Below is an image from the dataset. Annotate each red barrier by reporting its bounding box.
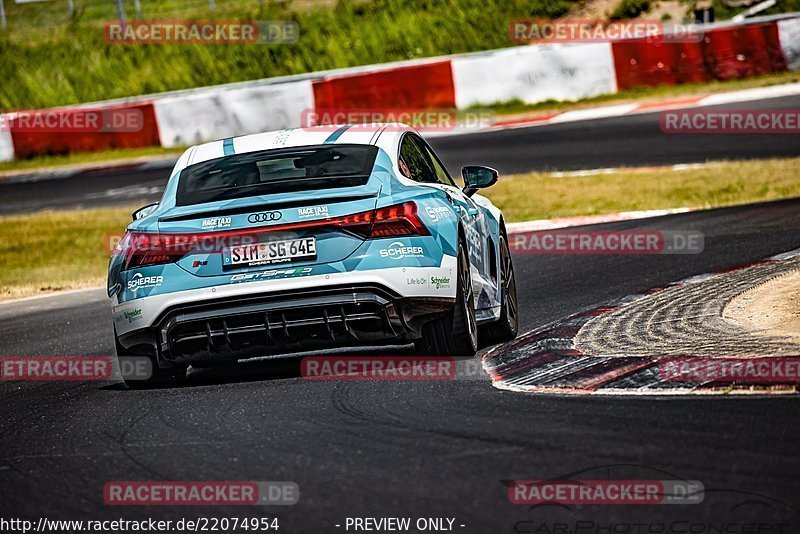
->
[612,22,787,90]
[8,102,161,159]
[312,61,456,112]
[702,23,786,80]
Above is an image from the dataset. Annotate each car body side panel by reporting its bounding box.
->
[372,127,503,315]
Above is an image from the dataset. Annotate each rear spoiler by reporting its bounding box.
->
[158,191,379,223]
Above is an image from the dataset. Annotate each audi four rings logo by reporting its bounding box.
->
[248,211,282,223]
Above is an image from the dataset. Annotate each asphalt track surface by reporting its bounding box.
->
[1,94,800,215]
[2,198,800,530]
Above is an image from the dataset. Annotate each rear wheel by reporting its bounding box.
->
[415,242,478,357]
[482,234,518,344]
[115,330,186,388]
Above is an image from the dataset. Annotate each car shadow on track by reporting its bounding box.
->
[102,344,421,391]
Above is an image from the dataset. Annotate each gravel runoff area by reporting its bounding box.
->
[724,269,800,343]
[575,253,800,358]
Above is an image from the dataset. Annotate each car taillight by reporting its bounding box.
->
[114,202,429,271]
[365,202,430,238]
[116,232,191,271]
[272,201,429,238]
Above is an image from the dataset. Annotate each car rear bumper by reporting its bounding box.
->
[117,284,454,367]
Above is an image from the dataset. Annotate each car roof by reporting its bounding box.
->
[174,123,415,173]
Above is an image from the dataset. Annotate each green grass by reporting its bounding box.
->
[0,0,573,112]
[2,157,800,300]
[610,0,651,20]
[0,205,135,299]
[483,158,800,222]
[2,0,318,30]
[5,0,798,113]
[0,146,183,174]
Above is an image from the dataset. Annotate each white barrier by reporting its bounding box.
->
[451,43,617,109]
[778,18,800,71]
[153,80,314,148]
[0,119,14,162]
[3,15,800,160]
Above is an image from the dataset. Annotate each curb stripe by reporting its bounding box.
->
[506,207,692,234]
[484,246,800,396]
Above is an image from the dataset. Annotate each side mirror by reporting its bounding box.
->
[132,203,159,221]
[461,166,499,197]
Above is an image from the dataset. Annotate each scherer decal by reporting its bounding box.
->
[127,273,164,294]
[379,241,425,260]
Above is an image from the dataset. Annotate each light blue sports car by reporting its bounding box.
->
[109,123,517,385]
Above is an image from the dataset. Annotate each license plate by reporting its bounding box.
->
[224,237,316,268]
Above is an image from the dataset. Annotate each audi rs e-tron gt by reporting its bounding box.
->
[109,123,518,385]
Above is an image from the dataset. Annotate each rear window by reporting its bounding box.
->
[176,144,379,206]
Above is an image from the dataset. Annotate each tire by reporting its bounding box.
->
[415,242,478,357]
[115,329,186,388]
[481,234,519,345]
